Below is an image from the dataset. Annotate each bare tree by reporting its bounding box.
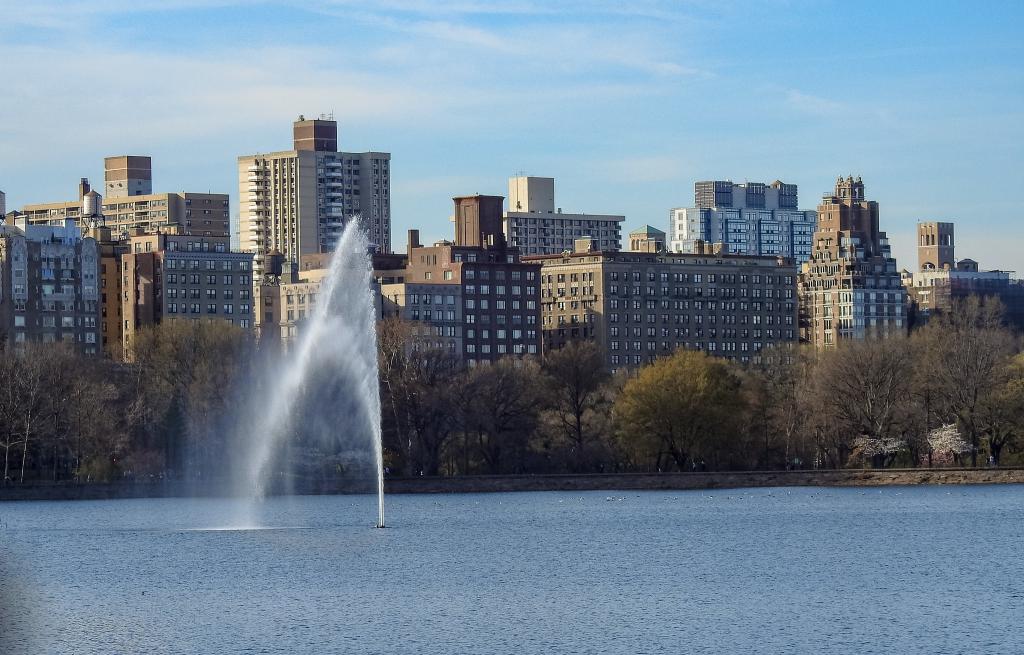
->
[744,344,819,469]
[807,338,917,468]
[539,341,613,472]
[917,297,1016,466]
[460,359,543,474]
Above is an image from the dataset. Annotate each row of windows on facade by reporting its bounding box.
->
[144,259,250,271]
[463,313,537,326]
[465,343,539,355]
[547,284,795,300]
[163,273,251,286]
[36,283,94,296]
[801,276,903,290]
[132,241,231,254]
[4,299,96,312]
[9,331,97,346]
[601,298,794,313]
[508,224,620,232]
[409,302,539,321]
[608,345,772,368]
[11,314,97,328]
[595,324,794,339]
[550,312,793,327]
[165,303,251,315]
[164,287,251,300]
[818,317,906,330]
[601,271,794,284]
[606,334,791,351]
[409,325,538,341]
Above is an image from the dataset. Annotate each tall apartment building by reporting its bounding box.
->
[798,176,906,347]
[238,116,391,281]
[120,232,255,357]
[21,159,230,237]
[0,217,101,354]
[526,238,798,372]
[379,196,542,364]
[669,180,817,262]
[903,221,1024,331]
[503,176,624,255]
[0,190,6,217]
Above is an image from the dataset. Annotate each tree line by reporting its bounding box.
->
[1,296,1021,485]
[379,297,1024,475]
[0,321,252,484]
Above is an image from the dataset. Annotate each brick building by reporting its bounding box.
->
[378,196,542,364]
[119,232,255,357]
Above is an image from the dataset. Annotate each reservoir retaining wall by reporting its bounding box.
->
[2,468,1023,501]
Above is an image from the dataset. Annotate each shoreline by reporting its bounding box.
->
[1,468,1023,501]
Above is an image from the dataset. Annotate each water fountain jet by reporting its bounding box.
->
[240,220,384,528]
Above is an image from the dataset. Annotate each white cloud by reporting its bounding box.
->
[785,89,846,116]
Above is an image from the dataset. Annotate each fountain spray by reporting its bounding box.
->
[243,219,385,528]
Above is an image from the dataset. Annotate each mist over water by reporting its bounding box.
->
[235,220,384,527]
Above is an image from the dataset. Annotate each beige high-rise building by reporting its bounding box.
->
[503,176,624,255]
[798,176,906,347]
[239,116,392,282]
[21,160,230,237]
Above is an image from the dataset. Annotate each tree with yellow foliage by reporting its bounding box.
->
[614,349,747,471]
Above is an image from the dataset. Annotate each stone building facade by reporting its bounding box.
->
[526,238,798,371]
[119,233,254,357]
[798,176,906,347]
[0,218,101,354]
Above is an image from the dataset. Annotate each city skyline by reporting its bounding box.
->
[1,0,1022,273]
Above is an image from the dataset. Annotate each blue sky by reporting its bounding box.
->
[1,0,1022,271]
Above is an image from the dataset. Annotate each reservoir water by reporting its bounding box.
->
[1,486,1022,654]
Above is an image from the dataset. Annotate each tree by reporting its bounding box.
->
[977,353,1024,465]
[614,349,746,471]
[129,320,252,478]
[809,338,917,468]
[539,341,613,472]
[10,344,51,483]
[743,344,818,469]
[460,359,544,474]
[928,424,971,465]
[917,297,1016,466]
[377,331,463,476]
